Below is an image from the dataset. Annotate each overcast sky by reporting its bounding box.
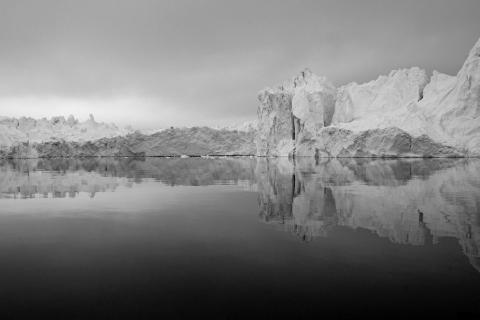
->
[0,0,479,129]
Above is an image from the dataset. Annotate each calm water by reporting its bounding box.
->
[1,157,480,318]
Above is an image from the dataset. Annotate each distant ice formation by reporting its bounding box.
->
[0,114,134,147]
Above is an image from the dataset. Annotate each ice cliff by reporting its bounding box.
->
[257,37,480,157]
[0,114,257,158]
[0,127,256,158]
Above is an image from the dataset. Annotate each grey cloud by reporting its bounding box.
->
[0,0,479,128]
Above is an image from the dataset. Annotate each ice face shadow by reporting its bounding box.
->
[256,157,480,272]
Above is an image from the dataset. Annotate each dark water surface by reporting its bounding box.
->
[1,157,480,319]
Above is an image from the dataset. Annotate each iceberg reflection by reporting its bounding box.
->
[0,158,256,199]
[2,157,480,272]
[256,158,480,271]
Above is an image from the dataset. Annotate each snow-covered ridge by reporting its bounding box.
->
[214,120,258,132]
[257,36,480,157]
[0,114,134,147]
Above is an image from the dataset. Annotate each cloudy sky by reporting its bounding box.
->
[0,0,479,129]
